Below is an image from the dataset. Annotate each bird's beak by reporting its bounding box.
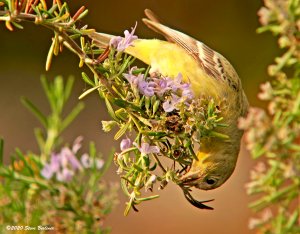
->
[179,170,201,188]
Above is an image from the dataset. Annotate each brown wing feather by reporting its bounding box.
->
[144,9,161,23]
[143,10,227,83]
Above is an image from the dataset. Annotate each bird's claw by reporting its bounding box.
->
[182,189,214,210]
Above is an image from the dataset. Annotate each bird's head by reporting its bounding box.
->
[179,151,238,190]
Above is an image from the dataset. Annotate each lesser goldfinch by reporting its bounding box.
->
[90,9,248,192]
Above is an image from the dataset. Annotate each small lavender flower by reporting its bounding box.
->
[95,159,104,169]
[124,67,155,97]
[72,136,83,153]
[41,154,60,179]
[81,153,104,169]
[81,153,92,168]
[154,77,174,96]
[61,147,82,170]
[171,73,184,91]
[110,22,138,52]
[162,94,181,112]
[181,83,194,100]
[154,73,185,95]
[120,138,132,151]
[41,138,103,182]
[124,72,144,86]
[41,162,56,179]
[123,67,144,87]
[41,148,81,182]
[56,168,74,182]
[138,80,156,97]
[134,142,160,155]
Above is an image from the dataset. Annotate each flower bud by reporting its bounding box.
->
[152,100,160,115]
[101,120,117,132]
[120,138,131,151]
[145,96,151,111]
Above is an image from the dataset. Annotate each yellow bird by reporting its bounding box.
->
[90,10,248,192]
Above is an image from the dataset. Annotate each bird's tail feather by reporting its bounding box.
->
[143,8,192,47]
[89,32,113,48]
[142,9,175,42]
[144,9,161,23]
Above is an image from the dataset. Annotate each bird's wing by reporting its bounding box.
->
[143,9,229,84]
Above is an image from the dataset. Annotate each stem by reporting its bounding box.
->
[153,154,166,173]
[0,9,120,100]
[86,63,116,96]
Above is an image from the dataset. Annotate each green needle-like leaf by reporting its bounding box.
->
[105,95,117,120]
[81,72,94,86]
[114,120,131,140]
[21,97,48,128]
[61,102,84,132]
[64,76,75,103]
[78,85,100,99]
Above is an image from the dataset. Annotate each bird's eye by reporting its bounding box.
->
[206,178,216,185]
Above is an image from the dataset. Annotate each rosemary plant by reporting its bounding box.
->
[239,0,300,233]
[0,76,118,233]
[0,0,226,214]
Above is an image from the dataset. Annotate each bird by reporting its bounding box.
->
[90,9,248,203]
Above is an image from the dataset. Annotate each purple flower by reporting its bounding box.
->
[40,137,103,182]
[162,94,181,112]
[172,73,183,91]
[124,67,155,97]
[134,142,160,155]
[61,147,82,170]
[81,153,104,169]
[81,153,92,168]
[41,163,55,179]
[110,22,138,52]
[154,73,194,101]
[41,148,82,182]
[138,80,156,97]
[95,159,104,169]
[40,154,60,179]
[72,136,83,153]
[153,73,183,95]
[120,138,132,151]
[56,168,74,182]
[124,73,144,86]
[181,83,194,100]
[154,77,174,96]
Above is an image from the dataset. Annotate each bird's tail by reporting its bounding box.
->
[89,31,114,48]
[142,9,174,42]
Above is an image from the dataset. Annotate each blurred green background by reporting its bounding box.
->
[0,0,279,233]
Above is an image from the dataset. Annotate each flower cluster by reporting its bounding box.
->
[41,137,103,182]
[110,22,138,52]
[120,138,160,155]
[0,74,118,233]
[106,29,224,213]
[123,67,194,112]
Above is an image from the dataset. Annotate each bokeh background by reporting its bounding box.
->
[0,0,279,233]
